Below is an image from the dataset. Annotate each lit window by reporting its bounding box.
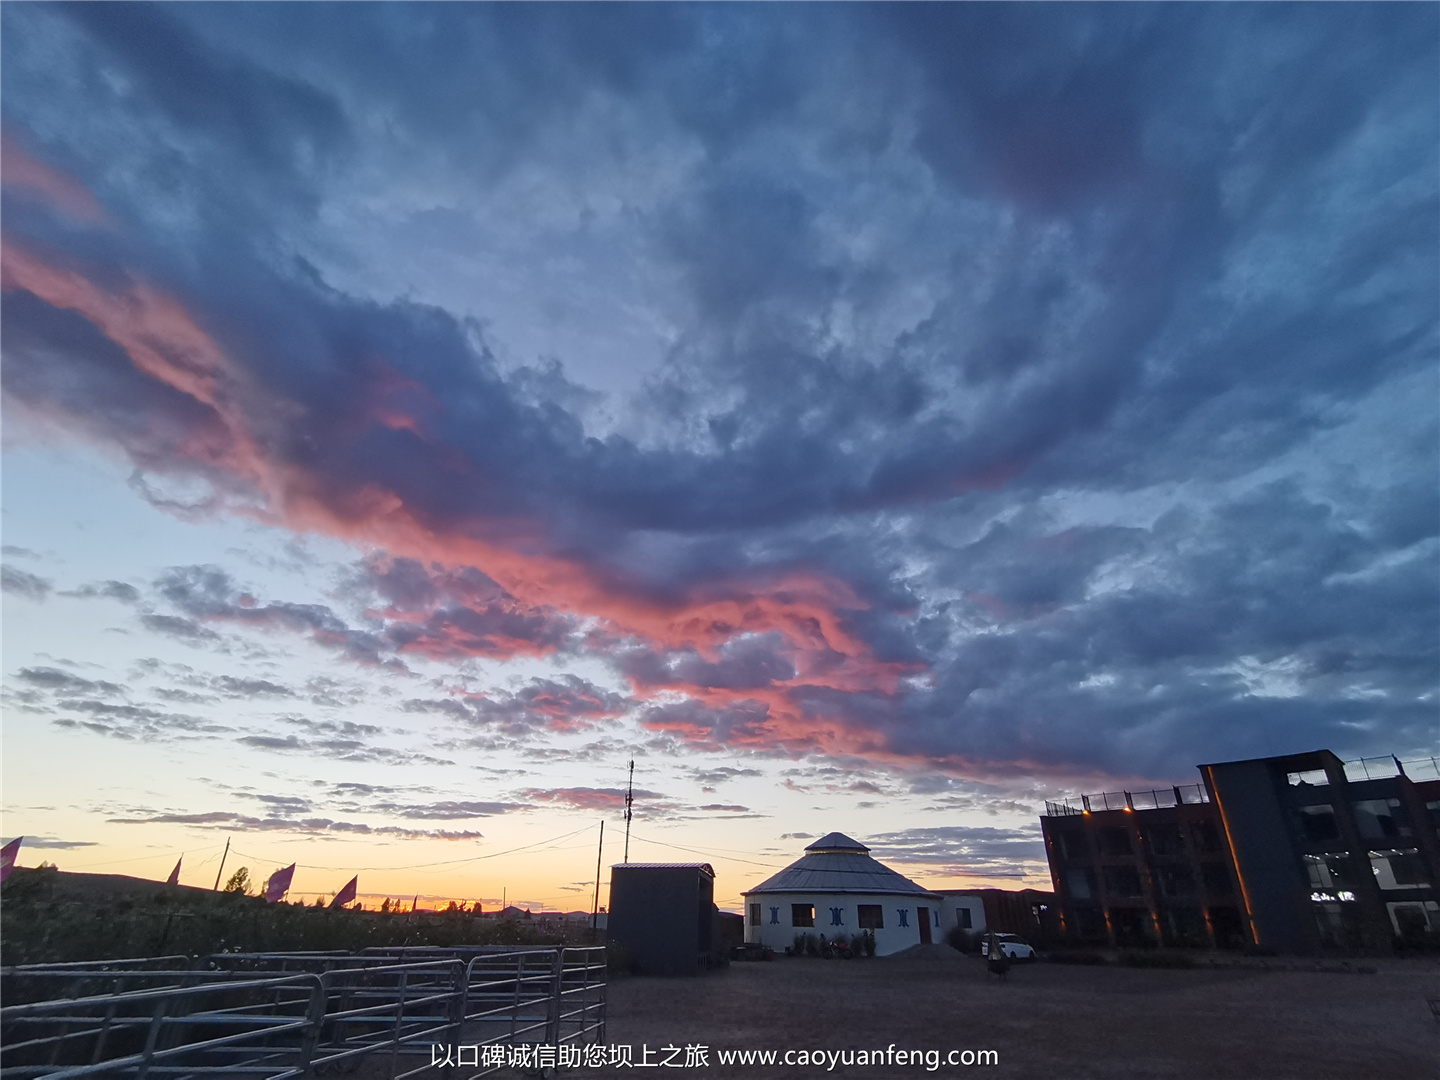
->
[857,905,883,929]
[791,903,814,927]
[1304,853,1350,890]
[1370,849,1429,890]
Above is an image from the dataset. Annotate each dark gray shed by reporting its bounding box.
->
[606,862,715,976]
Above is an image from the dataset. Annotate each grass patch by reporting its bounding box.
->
[1,867,590,965]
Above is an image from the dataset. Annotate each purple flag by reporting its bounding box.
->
[264,863,296,903]
[166,857,182,886]
[0,837,22,883]
[329,875,358,909]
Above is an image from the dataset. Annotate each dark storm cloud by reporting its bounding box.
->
[2,565,52,601]
[869,825,1047,880]
[1,4,1434,779]
[107,808,481,841]
[17,667,123,697]
[522,787,670,815]
[403,674,631,735]
[614,633,796,691]
[23,836,98,850]
[234,732,452,768]
[687,766,763,786]
[65,580,143,603]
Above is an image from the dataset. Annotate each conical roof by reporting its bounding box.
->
[744,833,936,897]
[804,832,869,852]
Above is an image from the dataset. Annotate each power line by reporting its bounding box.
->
[626,831,784,869]
[60,842,228,872]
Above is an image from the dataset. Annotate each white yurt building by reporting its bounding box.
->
[742,832,942,956]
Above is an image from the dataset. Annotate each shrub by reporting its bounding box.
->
[221,868,252,895]
[946,926,977,953]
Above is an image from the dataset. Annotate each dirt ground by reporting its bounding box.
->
[564,950,1440,1079]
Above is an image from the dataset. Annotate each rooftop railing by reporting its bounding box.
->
[1043,784,1209,817]
[1044,756,1440,817]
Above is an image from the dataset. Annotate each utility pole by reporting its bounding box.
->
[212,837,231,890]
[591,820,604,932]
[623,759,634,863]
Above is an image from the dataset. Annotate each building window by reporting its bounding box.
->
[769,906,780,925]
[1102,866,1144,898]
[1354,799,1409,840]
[1067,868,1095,900]
[1370,849,1429,890]
[1296,805,1340,843]
[857,905,884,929]
[1313,902,1362,949]
[1158,865,1195,898]
[897,908,910,928]
[1386,900,1439,937]
[748,903,761,927]
[829,906,845,927]
[1144,823,1185,857]
[957,908,972,929]
[1426,800,1440,837]
[1056,829,1088,859]
[791,903,814,927]
[1098,827,1132,856]
[1200,862,1233,897]
[1190,820,1223,854]
[1304,852,1351,891]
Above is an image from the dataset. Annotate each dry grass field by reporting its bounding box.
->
[573,949,1440,1079]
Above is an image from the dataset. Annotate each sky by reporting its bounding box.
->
[1,3,1436,912]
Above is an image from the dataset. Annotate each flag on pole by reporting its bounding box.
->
[329,875,358,909]
[0,837,22,883]
[166,857,182,885]
[264,863,296,903]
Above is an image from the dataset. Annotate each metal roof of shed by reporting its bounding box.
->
[743,833,936,898]
[611,862,715,877]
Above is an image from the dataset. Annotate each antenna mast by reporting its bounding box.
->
[591,820,604,932]
[623,759,634,863]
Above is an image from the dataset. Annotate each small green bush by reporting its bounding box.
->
[946,926,978,953]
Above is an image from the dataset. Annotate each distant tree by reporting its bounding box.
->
[222,867,252,895]
[313,896,326,908]
[35,861,57,870]
[380,897,391,913]
[445,900,460,914]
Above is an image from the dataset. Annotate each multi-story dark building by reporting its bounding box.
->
[1040,749,1440,953]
